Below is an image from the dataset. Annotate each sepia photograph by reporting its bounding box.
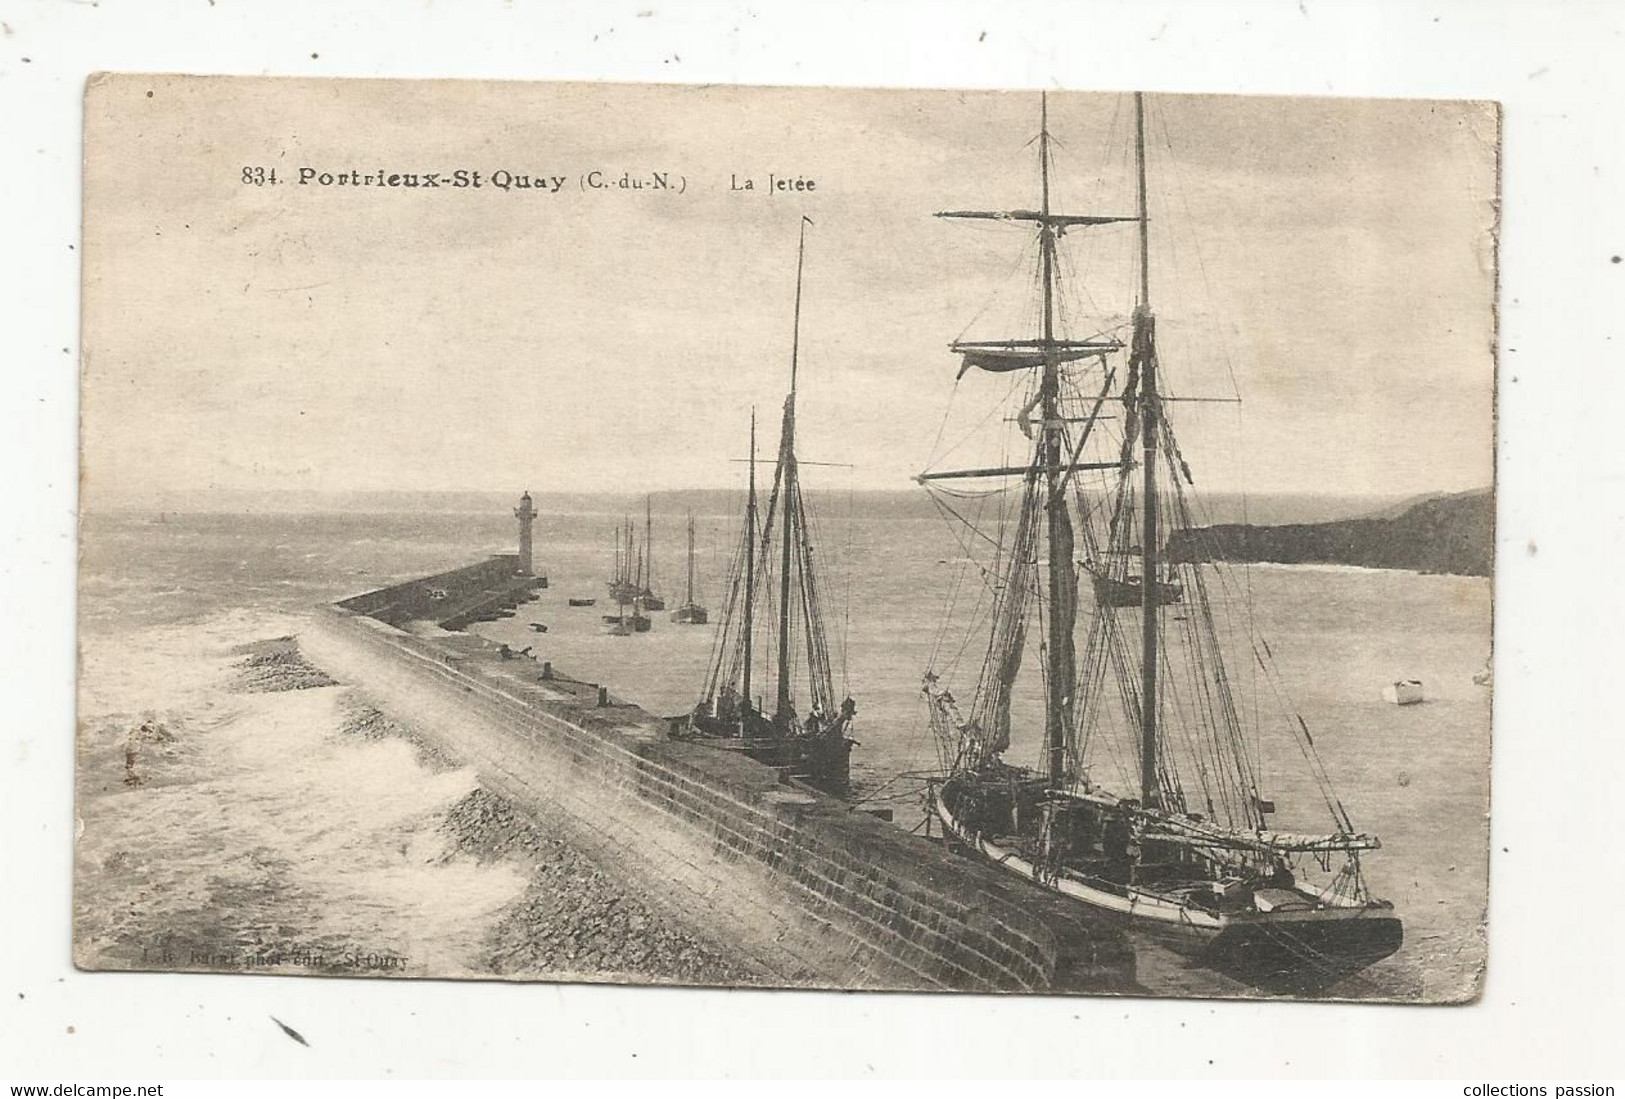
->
[75,74,1496,1007]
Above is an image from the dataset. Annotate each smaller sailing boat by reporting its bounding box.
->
[606,519,640,604]
[673,219,857,797]
[637,497,666,611]
[1083,554,1183,608]
[601,598,652,634]
[671,512,710,624]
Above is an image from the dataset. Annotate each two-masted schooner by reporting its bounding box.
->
[918,93,1402,984]
[673,218,858,797]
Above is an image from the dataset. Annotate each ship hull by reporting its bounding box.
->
[673,714,853,798]
[671,604,709,624]
[1089,574,1183,608]
[931,774,1401,987]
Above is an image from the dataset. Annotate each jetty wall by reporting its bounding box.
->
[336,555,544,631]
[303,576,1133,994]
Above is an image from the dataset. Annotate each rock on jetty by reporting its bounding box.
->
[443,788,759,985]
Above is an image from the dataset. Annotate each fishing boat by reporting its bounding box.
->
[567,597,597,608]
[672,219,857,797]
[637,497,666,611]
[1083,556,1183,608]
[917,93,1401,988]
[671,512,710,624]
[606,520,640,604]
[602,596,651,634]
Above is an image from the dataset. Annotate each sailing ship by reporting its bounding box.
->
[673,219,858,797]
[1083,555,1183,608]
[637,497,666,611]
[606,519,640,604]
[601,597,651,634]
[602,526,652,633]
[606,502,666,610]
[918,93,1402,986]
[671,512,710,624]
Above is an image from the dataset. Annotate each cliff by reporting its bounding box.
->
[1166,489,1493,577]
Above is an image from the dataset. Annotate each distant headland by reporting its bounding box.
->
[1166,489,1493,578]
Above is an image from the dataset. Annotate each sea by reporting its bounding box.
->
[75,494,1491,1001]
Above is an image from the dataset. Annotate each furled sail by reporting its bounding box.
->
[952,339,1117,379]
[1047,476,1078,741]
[966,457,1043,765]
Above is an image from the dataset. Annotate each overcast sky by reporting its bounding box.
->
[82,77,1497,504]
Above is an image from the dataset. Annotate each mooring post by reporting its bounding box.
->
[541,661,552,680]
[597,685,609,707]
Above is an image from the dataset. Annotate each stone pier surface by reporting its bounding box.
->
[303,560,1135,994]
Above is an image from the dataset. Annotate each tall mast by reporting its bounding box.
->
[742,409,757,716]
[1039,93,1069,790]
[776,217,811,726]
[645,495,655,593]
[1134,90,1162,809]
[686,512,696,605]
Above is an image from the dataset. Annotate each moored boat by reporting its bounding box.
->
[917,92,1402,989]
[1084,559,1183,608]
[636,496,666,611]
[671,512,710,624]
[672,219,857,797]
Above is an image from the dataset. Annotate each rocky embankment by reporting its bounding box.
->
[1166,488,1493,577]
[231,636,338,692]
[442,788,759,985]
[237,637,753,986]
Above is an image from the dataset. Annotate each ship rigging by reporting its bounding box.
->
[673,218,858,796]
[918,92,1401,987]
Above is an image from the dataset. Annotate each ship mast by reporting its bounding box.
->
[928,95,1142,783]
[1038,94,1071,790]
[1133,90,1161,809]
[775,216,812,727]
[743,410,757,718]
[645,496,655,595]
[686,512,696,606]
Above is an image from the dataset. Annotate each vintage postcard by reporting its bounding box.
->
[77,74,1497,1002]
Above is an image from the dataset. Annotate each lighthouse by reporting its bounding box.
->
[514,490,537,576]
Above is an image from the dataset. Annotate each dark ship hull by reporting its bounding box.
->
[674,711,854,798]
[602,613,651,633]
[671,603,709,624]
[932,767,1400,988]
[1089,572,1183,608]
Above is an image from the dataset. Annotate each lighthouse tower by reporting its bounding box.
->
[514,490,537,576]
